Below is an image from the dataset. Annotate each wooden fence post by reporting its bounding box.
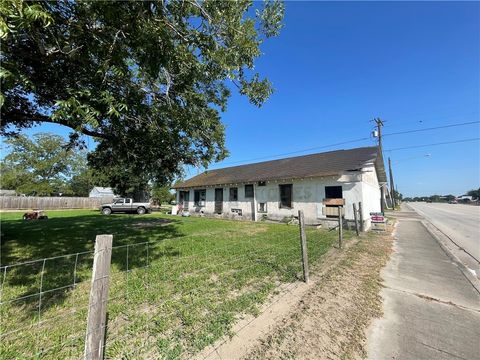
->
[358,202,364,232]
[353,203,359,236]
[298,210,309,283]
[338,206,343,249]
[84,235,113,360]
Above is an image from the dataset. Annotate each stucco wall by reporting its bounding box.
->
[360,164,382,229]
[178,186,256,221]
[176,170,383,225]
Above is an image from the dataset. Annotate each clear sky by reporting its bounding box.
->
[5,1,480,197]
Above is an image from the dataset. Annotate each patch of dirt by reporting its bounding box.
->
[242,231,393,360]
[131,219,172,228]
[197,229,393,360]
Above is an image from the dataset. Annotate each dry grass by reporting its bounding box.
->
[245,229,393,360]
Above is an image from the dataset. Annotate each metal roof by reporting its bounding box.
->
[90,187,115,194]
[174,146,387,189]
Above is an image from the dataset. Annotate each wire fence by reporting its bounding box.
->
[0,217,343,359]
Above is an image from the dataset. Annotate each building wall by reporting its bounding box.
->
[360,164,382,229]
[178,185,256,220]
[176,168,381,227]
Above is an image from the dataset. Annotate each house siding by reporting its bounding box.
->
[360,164,382,229]
[176,167,380,228]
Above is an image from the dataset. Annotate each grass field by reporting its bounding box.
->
[0,210,351,359]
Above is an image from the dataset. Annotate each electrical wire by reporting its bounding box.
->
[214,136,373,167]
[214,121,479,167]
[385,138,480,151]
[383,121,479,137]
[199,120,480,169]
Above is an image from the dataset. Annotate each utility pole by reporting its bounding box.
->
[373,118,385,213]
[388,157,396,209]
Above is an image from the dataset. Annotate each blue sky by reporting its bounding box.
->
[4,1,479,197]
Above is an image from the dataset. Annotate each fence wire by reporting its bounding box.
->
[1,223,340,359]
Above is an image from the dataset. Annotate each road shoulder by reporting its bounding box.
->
[237,231,393,360]
[367,211,480,360]
[406,202,480,280]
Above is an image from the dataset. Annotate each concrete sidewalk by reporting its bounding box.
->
[367,209,480,360]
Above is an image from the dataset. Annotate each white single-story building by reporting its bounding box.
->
[89,187,116,198]
[173,146,388,229]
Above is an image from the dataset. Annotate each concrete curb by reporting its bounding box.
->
[420,220,480,295]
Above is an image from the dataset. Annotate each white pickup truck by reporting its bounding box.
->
[100,198,151,215]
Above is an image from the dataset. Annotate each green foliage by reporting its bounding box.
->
[151,184,175,205]
[393,190,403,201]
[1,0,284,186]
[1,133,80,195]
[68,159,110,197]
[0,0,53,39]
[0,132,109,196]
[467,188,480,200]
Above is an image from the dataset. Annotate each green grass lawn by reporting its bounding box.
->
[0,210,351,359]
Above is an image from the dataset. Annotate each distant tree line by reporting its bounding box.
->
[403,188,479,203]
[1,132,175,201]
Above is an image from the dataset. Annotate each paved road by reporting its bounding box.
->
[407,202,480,263]
[368,209,480,360]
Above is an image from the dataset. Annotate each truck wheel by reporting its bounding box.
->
[102,207,112,215]
[137,207,146,215]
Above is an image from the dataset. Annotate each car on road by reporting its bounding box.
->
[100,198,151,215]
[448,199,458,204]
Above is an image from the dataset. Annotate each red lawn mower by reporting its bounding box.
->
[23,210,48,220]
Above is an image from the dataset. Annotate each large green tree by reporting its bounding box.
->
[1,0,284,192]
[467,188,480,200]
[68,155,111,196]
[1,133,83,195]
[151,184,175,205]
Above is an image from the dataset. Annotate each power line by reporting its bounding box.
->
[393,154,431,164]
[211,121,479,168]
[216,136,373,166]
[385,138,480,152]
[382,111,479,128]
[383,121,479,137]
[373,102,479,125]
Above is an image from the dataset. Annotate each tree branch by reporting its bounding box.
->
[2,111,111,140]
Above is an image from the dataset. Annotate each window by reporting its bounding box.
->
[114,198,125,204]
[258,181,266,186]
[279,184,292,208]
[258,202,267,213]
[229,187,238,201]
[194,189,206,206]
[325,186,343,199]
[245,184,254,198]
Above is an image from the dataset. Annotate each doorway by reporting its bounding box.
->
[179,191,190,210]
[215,188,223,214]
[325,186,343,218]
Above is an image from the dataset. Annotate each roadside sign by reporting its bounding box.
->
[370,212,387,231]
[370,212,385,223]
